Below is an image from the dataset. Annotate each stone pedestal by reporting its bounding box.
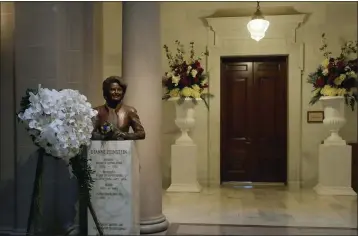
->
[314,144,356,196]
[87,141,140,235]
[167,144,201,193]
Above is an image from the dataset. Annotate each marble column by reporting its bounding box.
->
[0,2,16,233]
[122,2,169,234]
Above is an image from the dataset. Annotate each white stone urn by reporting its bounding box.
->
[320,96,347,145]
[169,97,201,145]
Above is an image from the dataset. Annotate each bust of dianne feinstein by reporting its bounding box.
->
[92,76,145,140]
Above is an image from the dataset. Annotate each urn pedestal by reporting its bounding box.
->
[314,96,356,196]
[167,98,202,193]
[171,98,198,145]
[320,96,346,146]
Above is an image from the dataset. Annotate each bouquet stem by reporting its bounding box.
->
[26,148,45,236]
[79,189,104,236]
[72,148,104,236]
[88,201,104,236]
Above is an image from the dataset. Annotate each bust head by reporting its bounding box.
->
[102,76,127,105]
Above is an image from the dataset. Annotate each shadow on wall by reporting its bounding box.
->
[342,106,358,143]
[161,101,178,189]
[0,149,78,234]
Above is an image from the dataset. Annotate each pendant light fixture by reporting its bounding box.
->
[247,1,270,41]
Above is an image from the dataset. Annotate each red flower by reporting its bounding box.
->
[166,78,172,87]
[180,76,190,86]
[336,60,345,70]
[327,74,336,85]
[315,77,325,87]
[327,62,335,70]
[195,61,201,68]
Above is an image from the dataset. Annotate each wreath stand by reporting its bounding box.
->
[25,148,104,236]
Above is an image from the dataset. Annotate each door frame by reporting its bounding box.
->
[206,16,305,189]
[219,55,289,184]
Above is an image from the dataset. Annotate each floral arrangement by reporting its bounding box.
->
[307,33,358,111]
[18,85,97,160]
[162,40,213,108]
[98,121,123,140]
[17,85,103,235]
[100,121,114,136]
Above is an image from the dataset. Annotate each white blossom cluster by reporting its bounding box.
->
[18,85,98,163]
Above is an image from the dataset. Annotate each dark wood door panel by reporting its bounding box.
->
[221,61,254,182]
[229,77,249,139]
[226,149,249,174]
[253,61,287,182]
[255,76,277,137]
[221,56,288,183]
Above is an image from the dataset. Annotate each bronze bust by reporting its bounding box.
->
[92,76,145,140]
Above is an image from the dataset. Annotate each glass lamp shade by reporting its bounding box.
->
[247,18,270,41]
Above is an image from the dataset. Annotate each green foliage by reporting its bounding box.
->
[345,93,358,111]
[69,146,95,198]
[319,33,332,58]
[176,96,186,106]
[201,93,214,110]
[19,88,38,113]
[162,94,171,101]
[191,97,198,105]
[17,88,39,122]
[309,92,321,106]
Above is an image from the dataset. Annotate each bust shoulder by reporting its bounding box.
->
[94,105,106,112]
[122,104,137,113]
[93,105,108,118]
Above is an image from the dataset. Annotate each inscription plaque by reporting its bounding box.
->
[87,141,139,235]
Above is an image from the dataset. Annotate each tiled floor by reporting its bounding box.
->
[162,185,357,228]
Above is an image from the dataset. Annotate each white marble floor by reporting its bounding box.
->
[165,223,358,235]
[162,186,357,228]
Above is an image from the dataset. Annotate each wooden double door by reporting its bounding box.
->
[220,56,288,183]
